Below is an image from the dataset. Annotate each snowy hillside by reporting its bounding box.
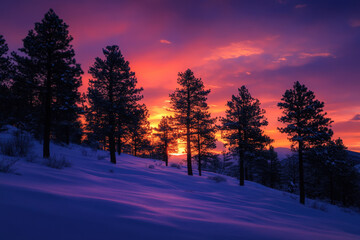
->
[1,135,360,240]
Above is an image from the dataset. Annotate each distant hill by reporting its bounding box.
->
[274,147,293,160]
[348,150,360,165]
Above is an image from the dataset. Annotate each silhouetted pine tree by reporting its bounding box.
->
[278,81,333,204]
[154,116,177,166]
[128,104,151,157]
[169,69,210,176]
[192,109,217,176]
[268,146,281,188]
[281,153,299,193]
[52,57,83,145]
[0,35,12,127]
[87,45,143,164]
[11,49,40,132]
[220,151,235,176]
[305,138,360,206]
[220,86,271,186]
[11,9,83,158]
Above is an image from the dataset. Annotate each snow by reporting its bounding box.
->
[1,134,360,240]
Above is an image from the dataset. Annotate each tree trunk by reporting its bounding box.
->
[298,141,305,204]
[108,69,116,164]
[330,173,334,204]
[197,132,201,176]
[43,62,52,159]
[165,141,168,166]
[239,149,245,186]
[186,124,192,175]
[117,135,122,155]
[186,85,193,176]
[109,134,116,164]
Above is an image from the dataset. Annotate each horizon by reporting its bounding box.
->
[1,0,359,152]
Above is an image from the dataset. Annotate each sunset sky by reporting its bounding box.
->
[1,0,360,152]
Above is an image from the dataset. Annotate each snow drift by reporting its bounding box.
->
[0,134,359,240]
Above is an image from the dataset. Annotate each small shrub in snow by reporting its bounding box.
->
[0,158,18,173]
[148,164,155,169]
[170,163,181,169]
[43,155,71,169]
[0,130,32,157]
[309,201,328,212]
[97,155,107,160]
[207,175,227,183]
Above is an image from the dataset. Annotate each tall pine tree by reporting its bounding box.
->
[87,45,143,163]
[220,86,270,186]
[52,59,83,145]
[169,69,210,176]
[0,35,12,127]
[154,116,177,166]
[127,104,151,157]
[278,81,333,204]
[12,9,83,157]
[192,109,217,176]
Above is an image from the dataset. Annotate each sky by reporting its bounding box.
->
[1,0,360,152]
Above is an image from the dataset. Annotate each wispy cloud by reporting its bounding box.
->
[205,42,263,61]
[295,4,307,9]
[160,39,172,44]
[299,52,334,58]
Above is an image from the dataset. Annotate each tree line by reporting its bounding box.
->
[0,9,359,207]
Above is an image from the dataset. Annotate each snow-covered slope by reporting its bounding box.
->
[1,140,360,240]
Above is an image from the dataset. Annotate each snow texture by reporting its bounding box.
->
[0,133,360,240]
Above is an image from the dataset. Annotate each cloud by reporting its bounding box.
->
[352,114,360,121]
[299,52,334,58]
[160,39,171,44]
[295,4,307,9]
[349,19,360,27]
[205,42,264,61]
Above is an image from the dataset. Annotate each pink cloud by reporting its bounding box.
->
[299,52,334,58]
[160,39,172,44]
[205,41,264,61]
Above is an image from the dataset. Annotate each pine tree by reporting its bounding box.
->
[0,35,12,127]
[154,116,177,166]
[192,109,217,176]
[221,151,235,176]
[11,50,40,132]
[220,86,271,186]
[278,81,333,204]
[87,45,143,163]
[128,104,151,157]
[305,138,360,206]
[268,146,281,188]
[12,9,83,157]
[169,69,210,176]
[52,58,83,144]
[281,153,299,193]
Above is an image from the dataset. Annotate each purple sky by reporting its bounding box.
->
[1,0,360,151]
